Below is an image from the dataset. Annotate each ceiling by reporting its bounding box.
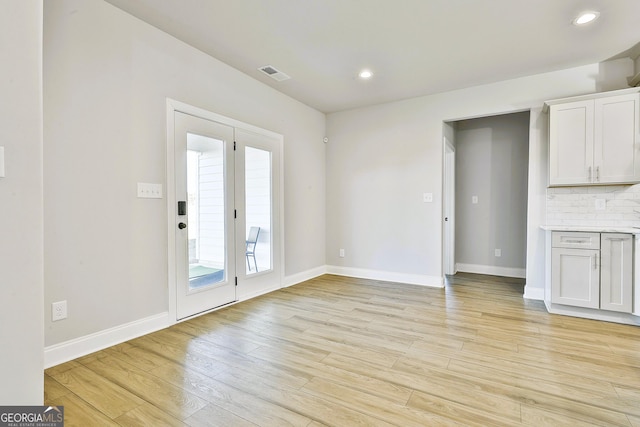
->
[104,0,640,113]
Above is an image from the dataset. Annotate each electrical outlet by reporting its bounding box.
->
[495,249,502,257]
[339,248,345,258]
[472,196,478,204]
[52,301,67,322]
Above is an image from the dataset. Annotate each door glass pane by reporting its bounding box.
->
[187,133,225,289]
[245,146,272,274]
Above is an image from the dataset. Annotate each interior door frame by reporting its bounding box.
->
[443,136,456,276]
[166,99,285,323]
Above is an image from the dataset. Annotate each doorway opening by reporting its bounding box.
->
[443,111,530,284]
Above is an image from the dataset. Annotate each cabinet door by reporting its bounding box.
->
[600,234,633,313]
[551,247,600,308]
[594,94,640,184]
[549,100,594,186]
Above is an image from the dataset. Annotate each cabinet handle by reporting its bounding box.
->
[588,166,592,181]
[605,237,627,242]
[563,239,587,243]
[596,166,600,182]
[593,254,598,269]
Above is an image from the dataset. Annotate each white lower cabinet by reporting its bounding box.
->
[551,232,633,314]
[552,247,600,308]
[600,234,633,313]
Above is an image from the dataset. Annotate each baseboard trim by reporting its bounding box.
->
[44,312,170,369]
[456,263,526,279]
[523,285,545,300]
[42,265,443,368]
[283,266,327,287]
[326,265,443,288]
[238,284,282,302]
[546,302,640,326]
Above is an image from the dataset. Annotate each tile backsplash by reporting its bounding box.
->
[546,185,640,227]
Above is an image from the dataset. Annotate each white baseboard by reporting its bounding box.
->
[523,285,545,300]
[326,265,443,288]
[546,302,640,326]
[283,265,327,287]
[42,264,444,368]
[456,263,526,279]
[44,312,170,369]
[238,284,282,302]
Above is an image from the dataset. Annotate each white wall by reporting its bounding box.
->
[44,0,325,347]
[0,0,44,404]
[326,58,634,295]
[455,113,529,277]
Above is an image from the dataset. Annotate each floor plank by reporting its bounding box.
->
[44,273,640,426]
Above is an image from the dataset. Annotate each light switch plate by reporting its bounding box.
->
[137,182,163,199]
[472,196,478,204]
[423,193,433,203]
[595,199,606,211]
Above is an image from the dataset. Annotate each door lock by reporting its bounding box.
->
[178,222,187,230]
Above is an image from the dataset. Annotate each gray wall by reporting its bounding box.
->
[326,58,633,294]
[44,0,326,347]
[455,112,530,275]
[0,0,44,403]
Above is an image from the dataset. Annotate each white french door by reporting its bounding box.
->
[168,101,283,321]
[174,111,236,319]
[234,128,282,301]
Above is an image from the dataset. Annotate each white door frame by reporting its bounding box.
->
[443,137,456,276]
[166,99,285,323]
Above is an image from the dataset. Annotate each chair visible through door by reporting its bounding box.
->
[246,226,260,272]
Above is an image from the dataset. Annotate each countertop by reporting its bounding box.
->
[541,225,640,234]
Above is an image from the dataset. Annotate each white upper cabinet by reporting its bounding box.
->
[547,89,640,187]
[595,94,640,184]
[549,99,594,185]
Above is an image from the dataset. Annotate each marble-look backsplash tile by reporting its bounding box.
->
[546,185,640,227]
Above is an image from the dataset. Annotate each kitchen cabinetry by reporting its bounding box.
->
[551,232,600,308]
[600,234,633,312]
[547,89,640,186]
[551,231,632,313]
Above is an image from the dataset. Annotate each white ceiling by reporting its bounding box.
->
[104,0,640,113]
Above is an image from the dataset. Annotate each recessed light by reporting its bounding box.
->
[358,69,373,79]
[573,11,599,25]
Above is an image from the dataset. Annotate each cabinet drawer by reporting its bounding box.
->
[552,232,600,249]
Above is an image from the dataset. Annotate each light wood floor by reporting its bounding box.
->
[45,273,640,426]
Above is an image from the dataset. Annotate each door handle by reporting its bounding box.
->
[178,222,187,230]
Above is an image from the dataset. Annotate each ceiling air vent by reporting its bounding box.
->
[258,65,291,82]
